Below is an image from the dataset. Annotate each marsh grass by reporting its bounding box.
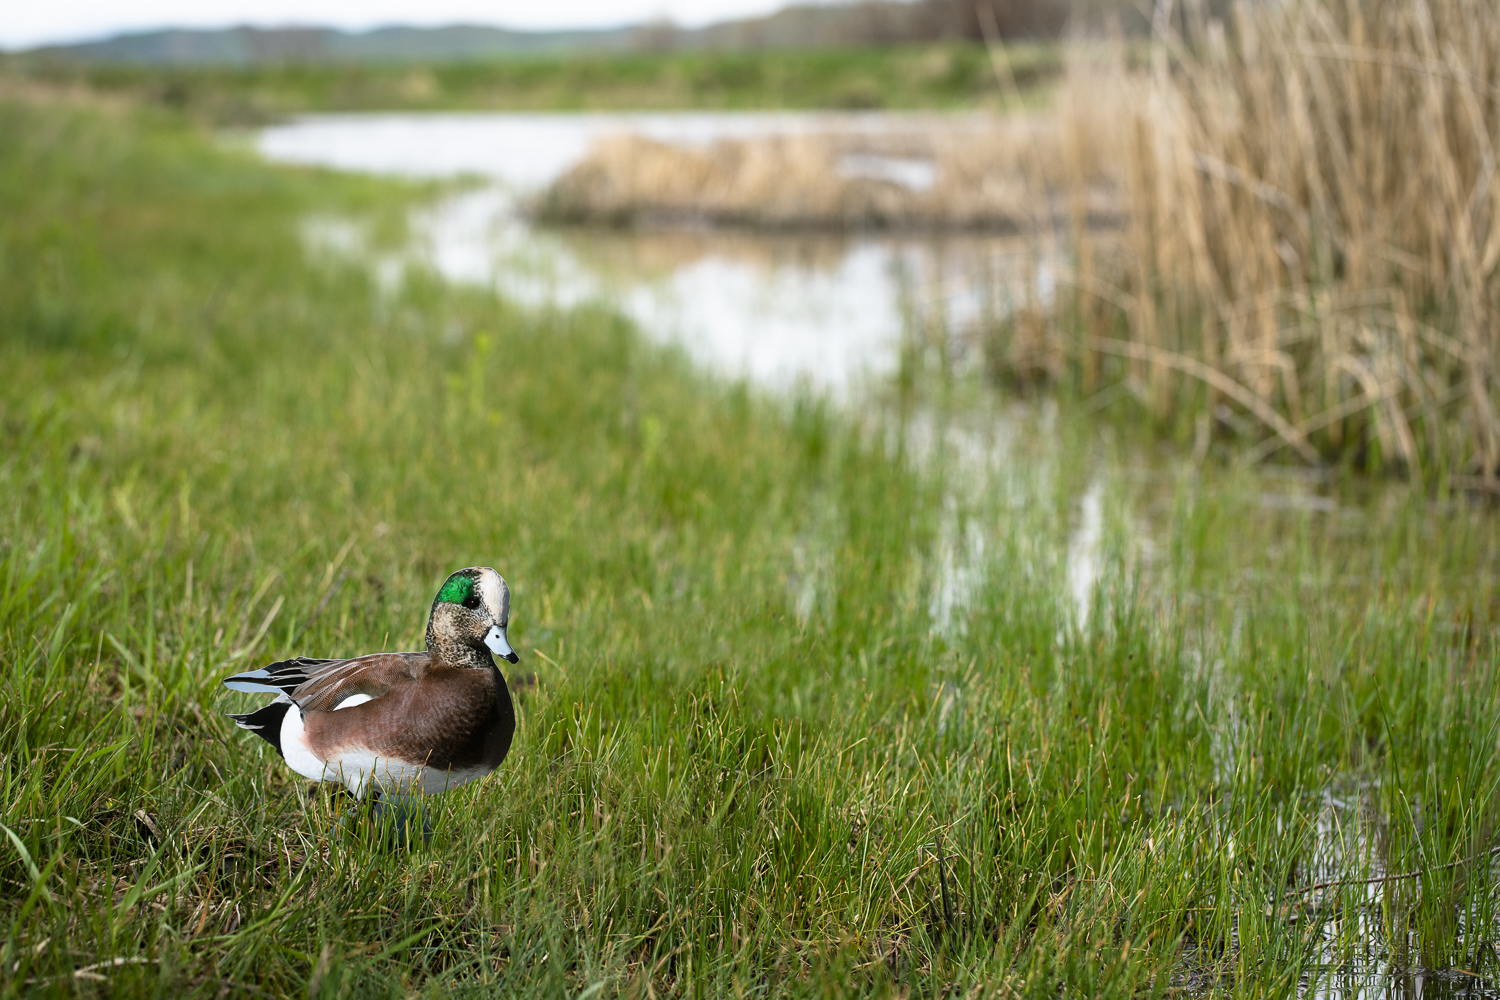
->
[994,0,1500,483]
[2,91,1500,998]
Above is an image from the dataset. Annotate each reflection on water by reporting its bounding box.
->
[262,112,1046,394]
[1066,477,1104,627]
[341,184,1039,394]
[1323,970,1500,999]
[414,186,920,390]
[420,189,1036,392]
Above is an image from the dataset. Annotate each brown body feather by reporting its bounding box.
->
[299,654,515,770]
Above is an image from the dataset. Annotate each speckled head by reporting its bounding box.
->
[425,567,518,668]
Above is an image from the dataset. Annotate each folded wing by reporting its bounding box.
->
[223,652,429,712]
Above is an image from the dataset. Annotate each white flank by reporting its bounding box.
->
[279,704,329,783]
[324,748,489,797]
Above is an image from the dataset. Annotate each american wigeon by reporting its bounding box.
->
[223,567,519,803]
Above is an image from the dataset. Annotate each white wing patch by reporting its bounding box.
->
[333,693,374,711]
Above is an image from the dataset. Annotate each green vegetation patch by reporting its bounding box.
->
[2,94,1499,997]
[7,43,1060,120]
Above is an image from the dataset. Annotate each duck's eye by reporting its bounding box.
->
[461,594,482,611]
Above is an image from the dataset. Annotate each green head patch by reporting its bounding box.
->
[437,573,476,606]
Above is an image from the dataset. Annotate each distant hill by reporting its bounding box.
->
[26,24,637,65]
[22,0,1105,65]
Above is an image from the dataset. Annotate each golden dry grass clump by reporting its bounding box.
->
[1043,0,1500,480]
[537,118,1118,231]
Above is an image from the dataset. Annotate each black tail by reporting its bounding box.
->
[228,701,291,758]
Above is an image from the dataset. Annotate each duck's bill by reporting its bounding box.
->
[484,625,519,663]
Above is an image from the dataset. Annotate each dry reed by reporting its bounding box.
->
[1034,0,1500,481]
[536,118,1118,230]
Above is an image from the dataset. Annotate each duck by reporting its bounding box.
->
[223,567,520,814]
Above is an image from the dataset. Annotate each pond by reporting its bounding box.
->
[258,111,1042,395]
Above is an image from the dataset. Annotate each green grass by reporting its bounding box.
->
[6,43,1059,120]
[2,93,1499,998]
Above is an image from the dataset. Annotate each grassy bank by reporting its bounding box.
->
[3,92,1500,998]
[5,43,1059,121]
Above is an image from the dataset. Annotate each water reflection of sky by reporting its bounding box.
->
[258,110,996,186]
[259,111,1040,395]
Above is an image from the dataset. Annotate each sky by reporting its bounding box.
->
[0,0,821,49]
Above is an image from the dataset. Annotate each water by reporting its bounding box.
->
[258,110,995,185]
[260,111,1041,395]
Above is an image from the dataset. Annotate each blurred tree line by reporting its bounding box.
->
[635,0,1184,51]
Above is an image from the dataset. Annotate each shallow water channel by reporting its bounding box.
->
[258,111,1043,396]
[255,112,1500,998]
